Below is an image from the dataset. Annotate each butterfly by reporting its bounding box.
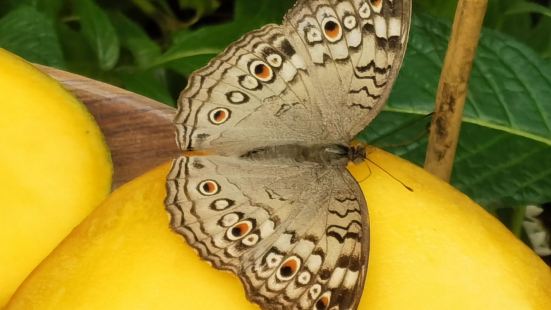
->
[165,0,411,309]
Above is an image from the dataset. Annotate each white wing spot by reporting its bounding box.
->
[212,199,232,210]
[328,267,346,288]
[306,28,323,44]
[239,75,260,90]
[242,233,260,246]
[343,270,359,289]
[279,63,298,82]
[226,91,248,104]
[389,17,402,37]
[267,54,283,68]
[343,15,357,30]
[359,2,371,18]
[298,271,312,285]
[259,220,276,238]
[374,15,387,39]
[309,284,322,299]
[220,213,240,227]
[266,252,284,268]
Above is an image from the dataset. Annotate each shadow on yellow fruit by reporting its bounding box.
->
[7,148,551,309]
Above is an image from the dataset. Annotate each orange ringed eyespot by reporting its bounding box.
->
[249,61,273,82]
[214,110,226,121]
[324,21,340,38]
[255,64,270,79]
[315,295,330,310]
[232,222,249,237]
[198,180,219,195]
[371,0,383,10]
[281,260,297,275]
[209,108,230,125]
[322,18,342,42]
[204,182,215,192]
[227,220,253,240]
[278,256,301,280]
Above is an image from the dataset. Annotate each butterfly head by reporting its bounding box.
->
[347,144,367,164]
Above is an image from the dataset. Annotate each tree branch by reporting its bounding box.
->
[424,0,489,182]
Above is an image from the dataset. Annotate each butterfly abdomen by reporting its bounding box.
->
[240,144,351,166]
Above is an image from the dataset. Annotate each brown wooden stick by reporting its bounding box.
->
[35,65,180,188]
[424,0,488,182]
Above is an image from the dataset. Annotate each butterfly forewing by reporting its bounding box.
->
[167,0,411,309]
[175,25,329,156]
[175,0,411,153]
[284,0,412,140]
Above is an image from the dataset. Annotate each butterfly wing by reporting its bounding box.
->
[175,0,411,155]
[175,24,329,156]
[166,156,368,309]
[284,0,412,139]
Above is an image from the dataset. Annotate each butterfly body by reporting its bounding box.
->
[166,1,411,309]
[241,144,364,167]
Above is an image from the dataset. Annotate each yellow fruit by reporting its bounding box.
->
[7,149,551,309]
[0,49,112,306]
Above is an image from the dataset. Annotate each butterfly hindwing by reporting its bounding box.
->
[166,155,368,309]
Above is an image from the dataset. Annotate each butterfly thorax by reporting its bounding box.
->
[240,144,365,166]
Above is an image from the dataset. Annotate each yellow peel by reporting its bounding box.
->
[0,49,113,306]
[7,149,551,309]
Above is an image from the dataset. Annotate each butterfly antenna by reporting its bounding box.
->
[370,111,435,148]
[365,156,414,192]
[357,161,372,183]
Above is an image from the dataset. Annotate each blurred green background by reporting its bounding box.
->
[0,0,550,247]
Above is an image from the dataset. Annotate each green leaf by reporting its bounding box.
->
[130,0,158,16]
[165,54,216,77]
[118,70,175,106]
[108,11,161,67]
[3,0,64,23]
[529,17,551,59]
[153,0,293,71]
[36,0,64,19]
[413,0,457,21]
[6,0,38,9]
[56,22,102,79]
[75,0,120,70]
[358,14,551,208]
[0,6,64,67]
[505,2,551,18]
[178,0,220,18]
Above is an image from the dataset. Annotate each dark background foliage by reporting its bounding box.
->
[0,0,550,241]
[1,0,549,102]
